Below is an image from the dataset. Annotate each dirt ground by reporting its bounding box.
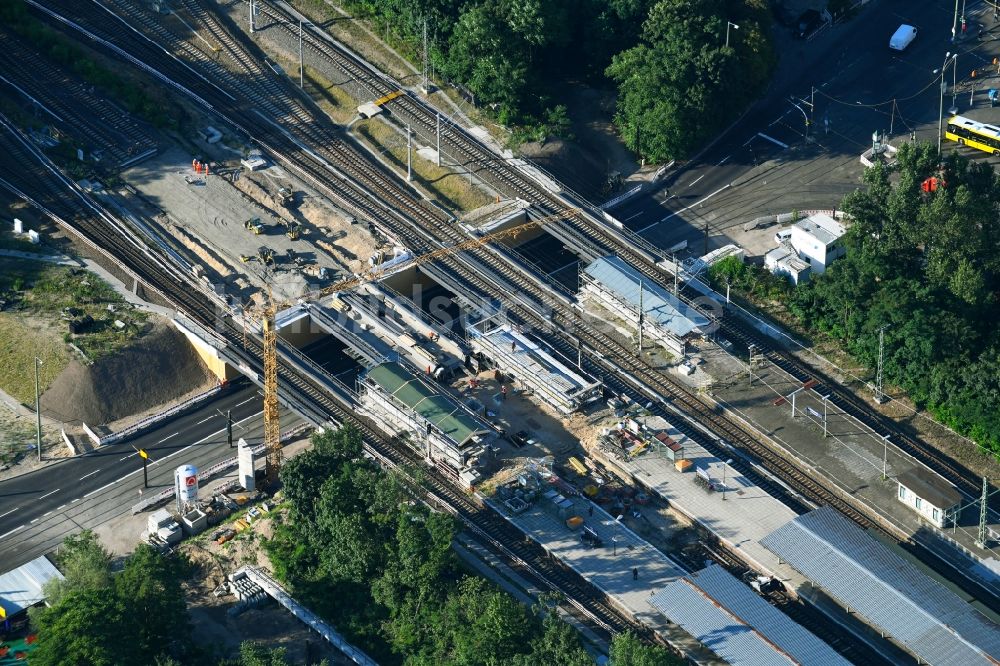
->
[40,318,215,427]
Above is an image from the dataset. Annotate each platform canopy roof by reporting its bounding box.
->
[650,563,850,666]
[761,506,1000,666]
[367,361,488,447]
[584,256,710,337]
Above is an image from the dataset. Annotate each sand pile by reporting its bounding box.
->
[41,320,215,426]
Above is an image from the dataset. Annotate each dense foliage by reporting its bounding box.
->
[331,0,772,155]
[607,0,775,161]
[268,426,682,665]
[334,0,656,127]
[29,533,192,665]
[788,143,1000,456]
[709,254,790,302]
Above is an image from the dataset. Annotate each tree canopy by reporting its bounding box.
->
[607,0,775,161]
[788,143,1000,456]
[30,537,192,666]
[269,426,680,665]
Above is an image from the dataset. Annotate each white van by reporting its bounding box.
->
[774,229,792,244]
[890,24,917,51]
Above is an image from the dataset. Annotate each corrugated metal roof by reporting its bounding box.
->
[650,564,850,666]
[584,256,709,337]
[761,506,1000,666]
[0,554,63,617]
[366,361,487,447]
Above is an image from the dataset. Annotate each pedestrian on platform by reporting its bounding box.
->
[511,340,517,353]
[588,505,593,517]
[633,567,638,581]
[500,384,507,401]
[494,369,502,383]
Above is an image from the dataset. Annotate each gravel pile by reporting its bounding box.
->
[41,320,215,426]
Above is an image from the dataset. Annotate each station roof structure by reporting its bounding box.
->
[760,506,1000,666]
[583,256,710,338]
[0,554,64,618]
[650,563,850,666]
[365,361,488,448]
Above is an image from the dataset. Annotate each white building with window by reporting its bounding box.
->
[896,468,961,528]
[789,213,845,275]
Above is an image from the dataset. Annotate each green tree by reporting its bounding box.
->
[43,529,112,603]
[29,587,137,666]
[115,544,191,660]
[512,610,592,666]
[608,0,774,161]
[610,630,683,665]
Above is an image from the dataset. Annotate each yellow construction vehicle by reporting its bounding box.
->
[257,246,275,265]
[244,218,264,235]
[284,221,301,241]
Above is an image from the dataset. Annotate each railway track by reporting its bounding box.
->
[0,112,650,646]
[250,0,998,520]
[31,0,1000,614]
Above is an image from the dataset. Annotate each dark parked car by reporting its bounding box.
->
[795,9,825,39]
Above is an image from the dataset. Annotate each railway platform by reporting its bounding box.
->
[697,344,1000,605]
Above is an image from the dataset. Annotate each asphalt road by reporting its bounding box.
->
[612,0,1000,251]
[0,380,299,569]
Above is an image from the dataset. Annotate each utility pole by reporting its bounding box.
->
[748,344,756,386]
[637,279,644,354]
[822,394,831,438]
[976,477,989,548]
[406,125,412,182]
[249,0,255,34]
[138,448,149,488]
[721,458,734,500]
[422,19,429,94]
[34,357,42,462]
[874,325,888,403]
[952,0,960,42]
[672,254,679,294]
[881,434,891,480]
[227,409,234,448]
[298,21,304,88]
[436,113,441,167]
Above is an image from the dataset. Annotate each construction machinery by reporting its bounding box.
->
[277,187,294,207]
[247,207,579,486]
[244,218,265,235]
[284,220,301,240]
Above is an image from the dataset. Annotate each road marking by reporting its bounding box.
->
[119,454,136,461]
[0,508,18,519]
[158,431,180,443]
[43,511,52,517]
[659,184,732,223]
[79,469,101,480]
[757,132,789,149]
[624,211,643,221]
[235,397,256,407]
[38,488,60,500]
[0,524,26,540]
[83,480,117,498]
[71,498,81,503]
[30,519,38,524]
[687,174,705,188]
[716,155,730,166]
[196,415,214,424]
[56,504,66,510]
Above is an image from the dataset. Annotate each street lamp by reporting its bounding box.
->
[937,52,958,154]
[34,357,42,463]
[606,514,624,556]
[821,394,832,438]
[725,21,740,49]
[721,458,734,500]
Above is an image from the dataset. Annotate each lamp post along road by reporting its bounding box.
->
[722,458,734,500]
[725,21,739,49]
[34,357,42,462]
[937,53,957,154]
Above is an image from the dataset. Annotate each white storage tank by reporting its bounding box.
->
[174,464,199,505]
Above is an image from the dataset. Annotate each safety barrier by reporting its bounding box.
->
[101,384,223,447]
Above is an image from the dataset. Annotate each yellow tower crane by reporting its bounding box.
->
[252,207,579,486]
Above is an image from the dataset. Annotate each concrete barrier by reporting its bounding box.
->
[61,429,76,455]
[101,384,223,446]
[81,422,101,447]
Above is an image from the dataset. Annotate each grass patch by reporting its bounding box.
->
[0,259,149,401]
[301,64,359,125]
[0,314,70,404]
[354,119,492,213]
